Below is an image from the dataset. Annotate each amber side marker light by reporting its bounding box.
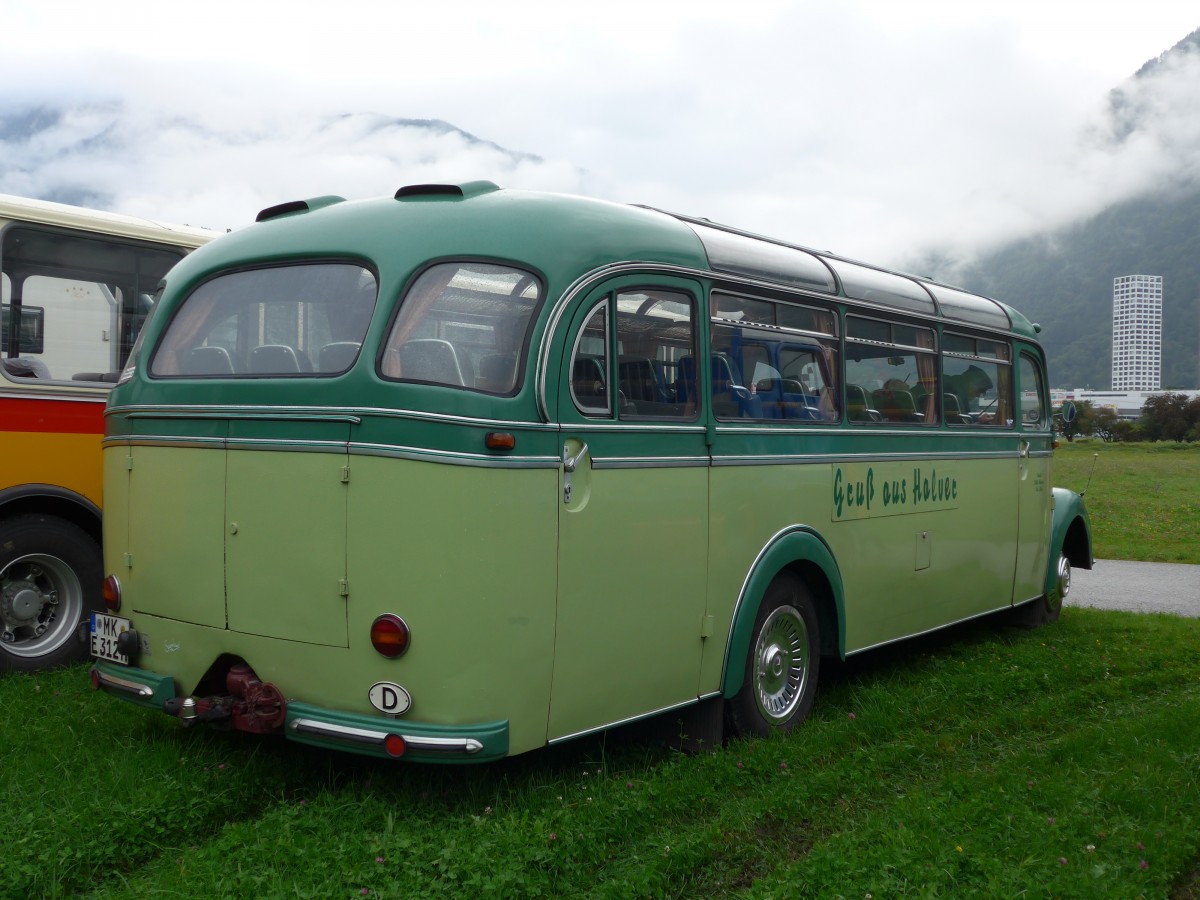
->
[485,431,516,451]
[370,614,410,658]
[103,575,122,612]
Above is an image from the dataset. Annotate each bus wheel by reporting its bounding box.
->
[0,515,101,673]
[727,573,820,738]
[1015,553,1069,629]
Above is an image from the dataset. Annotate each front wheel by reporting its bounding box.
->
[1014,552,1069,629]
[727,573,821,738]
[0,514,102,673]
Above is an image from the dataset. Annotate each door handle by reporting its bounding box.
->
[1019,440,1030,459]
[563,442,588,504]
[563,442,589,472]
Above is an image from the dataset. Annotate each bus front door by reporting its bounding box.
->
[548,284,711,742]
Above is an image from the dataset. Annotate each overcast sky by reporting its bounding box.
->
[2,1,1198,269]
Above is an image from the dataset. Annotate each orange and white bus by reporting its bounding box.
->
[1,194,218,672]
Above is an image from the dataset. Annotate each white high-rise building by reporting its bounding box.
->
[1111,274,1163,390]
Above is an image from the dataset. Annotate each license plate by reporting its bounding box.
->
[90,613,131,664]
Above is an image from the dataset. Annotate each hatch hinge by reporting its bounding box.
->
[700,614,714,639]
[122,552,134,569]
[126,455,134,470]
[338,578,349,597]
[340,465,351,484]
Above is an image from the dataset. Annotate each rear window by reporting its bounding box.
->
[379,262,542,394]
[149,263,378,377]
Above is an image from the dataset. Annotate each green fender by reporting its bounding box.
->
[720,526,846,699]
[1045,487,1094,595]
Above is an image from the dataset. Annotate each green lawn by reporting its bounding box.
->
[4,607,1198,898]
[1054,441,1200,564]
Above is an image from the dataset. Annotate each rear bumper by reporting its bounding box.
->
[90,661,510,763]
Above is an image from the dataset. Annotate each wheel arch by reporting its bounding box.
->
[1046,487,1093,595]
[0,484,102,546]
[720,525,845,700]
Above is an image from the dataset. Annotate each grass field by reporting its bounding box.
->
[1053,441,1200,564]
[4,607,1199,898]
[5,441,1197,897]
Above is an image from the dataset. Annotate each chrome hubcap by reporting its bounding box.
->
[753,604,809,724]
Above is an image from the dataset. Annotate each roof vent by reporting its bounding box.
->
[394,181,500,201]
[255,195,346,222]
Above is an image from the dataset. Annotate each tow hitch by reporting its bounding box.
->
[163,663,287,734]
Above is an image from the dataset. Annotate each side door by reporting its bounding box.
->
[1013,351,1052,603]
[548,277,710,741]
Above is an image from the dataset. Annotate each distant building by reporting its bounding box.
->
[1055,388,1200,420]
[1111,274,1162,390]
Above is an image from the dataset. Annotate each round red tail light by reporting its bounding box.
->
[103,575,122,612]
[370,614,410,658]
[384,733,407,758]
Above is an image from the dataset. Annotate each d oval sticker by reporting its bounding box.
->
[368,682,412,716]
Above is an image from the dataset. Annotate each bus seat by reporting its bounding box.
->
[872,388,920,422]
[251,344,301,374]
[318,341,361,373]
[944,392,970,425]
[572,356,606,405]
[675,356,696,403]
[477,353,518,392]
[618,357,660,403]
[846,384,882,422]
[3,356,52,379]
[183,346,234,375]
[397,339,465,386]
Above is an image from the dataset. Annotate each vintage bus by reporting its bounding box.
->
[90,183,1091,761]
[0,194,218,672]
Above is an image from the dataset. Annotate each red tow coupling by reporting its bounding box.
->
[163,663,287,734]
[225,663,287,734]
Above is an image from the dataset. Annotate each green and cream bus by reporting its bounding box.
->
[90,182,1091,762]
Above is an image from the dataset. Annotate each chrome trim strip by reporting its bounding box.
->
[289,718,484,754]
[592,456,709,469]
[547,695,718,745]
[107,402,558,432]
[94,669,155,699]
[712,450,1017,466]
[290,718,386,747]
[0,388,108,403]
[127,411,362,424]
[404,735,485,754]
[102,435,226,449]
[558,422,706,434]
[350,442,560,469]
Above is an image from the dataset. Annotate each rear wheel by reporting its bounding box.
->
[727,573,821,738]
[0,514,102,672]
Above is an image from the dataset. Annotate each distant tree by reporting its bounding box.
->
[1092,407,1121,442]
[1110,419,1142,442]
[1139,393,1196,442]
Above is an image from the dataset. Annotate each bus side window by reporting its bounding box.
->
[942,334,1013,427]
[615,290,696,419]
[570,302,610,416]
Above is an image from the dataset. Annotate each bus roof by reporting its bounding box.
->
[178,182,1034,338]
[0,193,222,249]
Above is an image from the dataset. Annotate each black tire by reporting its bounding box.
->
[0,514,102,673]
[1013,553,1069,629]
[726,573,821,738]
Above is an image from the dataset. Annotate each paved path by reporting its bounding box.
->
[1066,559,1200,618]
